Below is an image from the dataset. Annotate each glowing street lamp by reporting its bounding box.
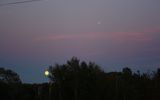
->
[44,70,49,77]
[44,69,51,100]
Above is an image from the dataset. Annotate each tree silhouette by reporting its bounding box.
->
[0,68,21,84]
[48,57,104,100]
[1,58,160,100]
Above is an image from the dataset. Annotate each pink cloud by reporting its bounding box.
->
[111,32,152,42]
[34,31,152,43]
[34,33,102,41]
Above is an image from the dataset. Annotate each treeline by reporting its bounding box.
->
[0,57,160,100]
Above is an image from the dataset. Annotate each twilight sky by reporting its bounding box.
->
[0,0,160,83]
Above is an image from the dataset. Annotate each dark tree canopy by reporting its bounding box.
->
[0,67,21,84]
[1,58,160,100]
[48,57,105,100]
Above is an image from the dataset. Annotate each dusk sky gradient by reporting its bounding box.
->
[0,0,160,83]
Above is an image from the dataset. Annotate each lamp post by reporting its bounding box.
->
[44,70,52,100]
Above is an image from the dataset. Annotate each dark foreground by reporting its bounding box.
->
[1,58,160,100]
[1,69,160,100]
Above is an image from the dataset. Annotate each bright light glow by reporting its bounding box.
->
[44,70,49,76]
